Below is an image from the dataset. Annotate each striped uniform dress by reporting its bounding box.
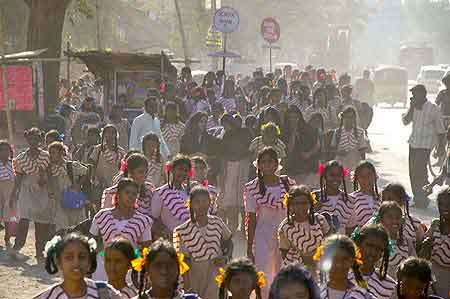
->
[161,122,185,155]
[120,285,138,299]
[152,184,218,233]
[278,214,330,267]
[428,224,450,297]
[100,181,154,217]
[218,97,237,113]
[387,238,417,278]
[33,278,122,299]
[0,159,14,220]
[404,215,424,245]
[319,283,373,299]
[347,191,380,230]
[173,215,232,299]
[89,145,126,186]
[314,190,354,233]
[349,272,396,299]
[244,177,295,290]
[145,154,165,188]
[249,136,287,161]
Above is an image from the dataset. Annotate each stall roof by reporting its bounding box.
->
[66,50,177,80]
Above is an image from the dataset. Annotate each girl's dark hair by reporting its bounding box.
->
[287,185,315,225]
[106,238,135,263]
[436,186,450,234]
[309,112,325,134]
[321,234,366,288]
[45,233,97,275]
[220,113,235,127]
[24,127,42,140]
[256,147,279,196]
[135,239,181,299]
[396,258,432,299]
[378,201,405,244]
[0,140,13,159]
[87,127,101,136]
[259,106,281,127]
[123,153,149,178]
[115,178,139,207]
[167,154,192,194]
[319,160,348,202]
[48,141,65,154]
[382,183,414,228]
[45,130,62,142]
[354,224,390,279]
[100,124,119,163]
[142,133,161,163]
[219,258,262,299]
[283,105,308,141]
[188,186,210,224]
[163,102,179,124]
[353,160,379,199]
[335,106,358,151]
[186,111,208,135]
[269,263,321,299]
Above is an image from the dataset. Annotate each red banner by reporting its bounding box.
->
[0,65,33,111]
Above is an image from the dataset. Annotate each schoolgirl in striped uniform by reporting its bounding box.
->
[418,187,450,297]
[0,140,15,248]
[90,178,153,281]
[350,224,396,299]
[10,128,52,261]
[218,80,237,113]
[103,153,153,217]
[191,155,218,215]
[347,161,381,233]
[381,183,425,245]
[245,147,295,296]
[315,160,353,234]
[173,186,232,299]
[161,102,186,157]
[315,235,372,299]
[33,233,121,299]
[104,239,138,299]
[89,124,126,188]
[44,129,72,160]
[375,201,417,278]
[278,185,330,274]
[249,122,287,164]
[142,133,165,188]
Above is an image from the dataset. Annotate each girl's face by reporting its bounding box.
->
[328,248,354,281]
[172,163,190,183]
[49,147,64,163]
[117,185,138,209]
[146,252,179,290]
[104,248,130,284]
[27,133,41,148]
[191,194,210,218]
[291,195,311,221]
[359,235,385,270]
[382,190,404,208]
[193,163,207,181]
[166,108,177,122]
[197,116,208,132]
[343,113,356,129]
[144,140,159,156]
[438,197,450,222]
[325,166,342,190]
[0,145,11,161]
[356,167,375,191]
[380,209,402,238]
[278,281,310,299]
[227,272,255,299]
[257,154,278,176]
[400,277,428,299]
[128,166,147,184]
[57,241,91,281]
[103,128,117,145]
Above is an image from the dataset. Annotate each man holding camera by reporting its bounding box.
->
[403,84,446,208]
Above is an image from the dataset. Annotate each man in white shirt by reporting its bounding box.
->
[129,97,170,157]
[402,84,446,208]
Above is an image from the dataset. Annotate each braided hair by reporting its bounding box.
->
[142,133,161,163]
[286,185,315,225]
[335,106,358,153]
[219,258,263,299]
[167,154,192,194]
[188,186,210,224]
[319,160,349,203]
[256,147,279,196]
[353,224,390,280]
[378,201,405,245]
[381,183,415,233]
[396,258,433,299]
[353,160,379,199]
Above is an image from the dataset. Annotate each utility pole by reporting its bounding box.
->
[174,0,190,66]
[1,48,14,147]
[96,0,102,49]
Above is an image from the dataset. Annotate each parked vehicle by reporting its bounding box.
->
[373,65,408,106]
[417,65,446,94]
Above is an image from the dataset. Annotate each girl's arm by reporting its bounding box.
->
[278,229,290,260]
[10,173,23,205]
[246,212,256,262]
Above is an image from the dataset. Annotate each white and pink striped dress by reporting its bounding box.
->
[347,191,380,230]
[428,224,450,297]
[161,122,185,156]
[314,190,354,233]
[33,278,121,299]
[119,285,138,299]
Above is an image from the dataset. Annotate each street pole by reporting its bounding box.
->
[174,0,190,66]
[222,34,227,73]
[96,0,101,49]
[269,44,272,73]
[1,53,14,146]
[66,42,71,92]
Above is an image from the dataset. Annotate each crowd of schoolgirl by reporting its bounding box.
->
[0,67,448,299]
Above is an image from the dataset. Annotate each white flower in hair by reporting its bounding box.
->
[43,235,63,258]
[88,238,97,251]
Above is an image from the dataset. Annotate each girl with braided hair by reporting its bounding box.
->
[269,263,320,299]
[278,185,330,274]
[142,133,166,187]
[173,186,232,299]
[244,147,295,296]
[350,224,396,299]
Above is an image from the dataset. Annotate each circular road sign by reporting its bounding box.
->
[213,7,240,34]
[261,17,281,43]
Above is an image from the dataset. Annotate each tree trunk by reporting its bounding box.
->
[24,0,72,115]
[173,0,190,66]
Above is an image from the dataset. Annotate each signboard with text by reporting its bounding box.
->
[213,7,239,33]
[0,65,33,111]
[261,17,281,43]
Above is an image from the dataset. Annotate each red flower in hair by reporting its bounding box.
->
[342,167,349,178]
[120,160,128,172]
[318,163,325,176]
[166,163,171,173]
[189,168,195,178]
[202,179,209,187]
[112,194,118,206]
[160,82,166,93]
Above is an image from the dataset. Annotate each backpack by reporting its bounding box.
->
[61,161,89,209]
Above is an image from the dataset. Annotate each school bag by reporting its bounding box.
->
[61,161,88,209]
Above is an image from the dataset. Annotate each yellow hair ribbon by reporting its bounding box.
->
[355,248,364,266]
[256,271,266,289]
[310,192,318,205]
[313,245,323,262]
[283,193,289,207]
[215,267,225,288]
[177,252,190,275]
[260,123,281,136]
[338,112,344,120]
[185,199,191,209]
[131,247,150,272]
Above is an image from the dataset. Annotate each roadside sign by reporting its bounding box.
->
[206,26,223,48]
[261,17,280,43]
[213,7,240,33]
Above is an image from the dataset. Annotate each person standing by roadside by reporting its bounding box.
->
[402,84,446,208]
